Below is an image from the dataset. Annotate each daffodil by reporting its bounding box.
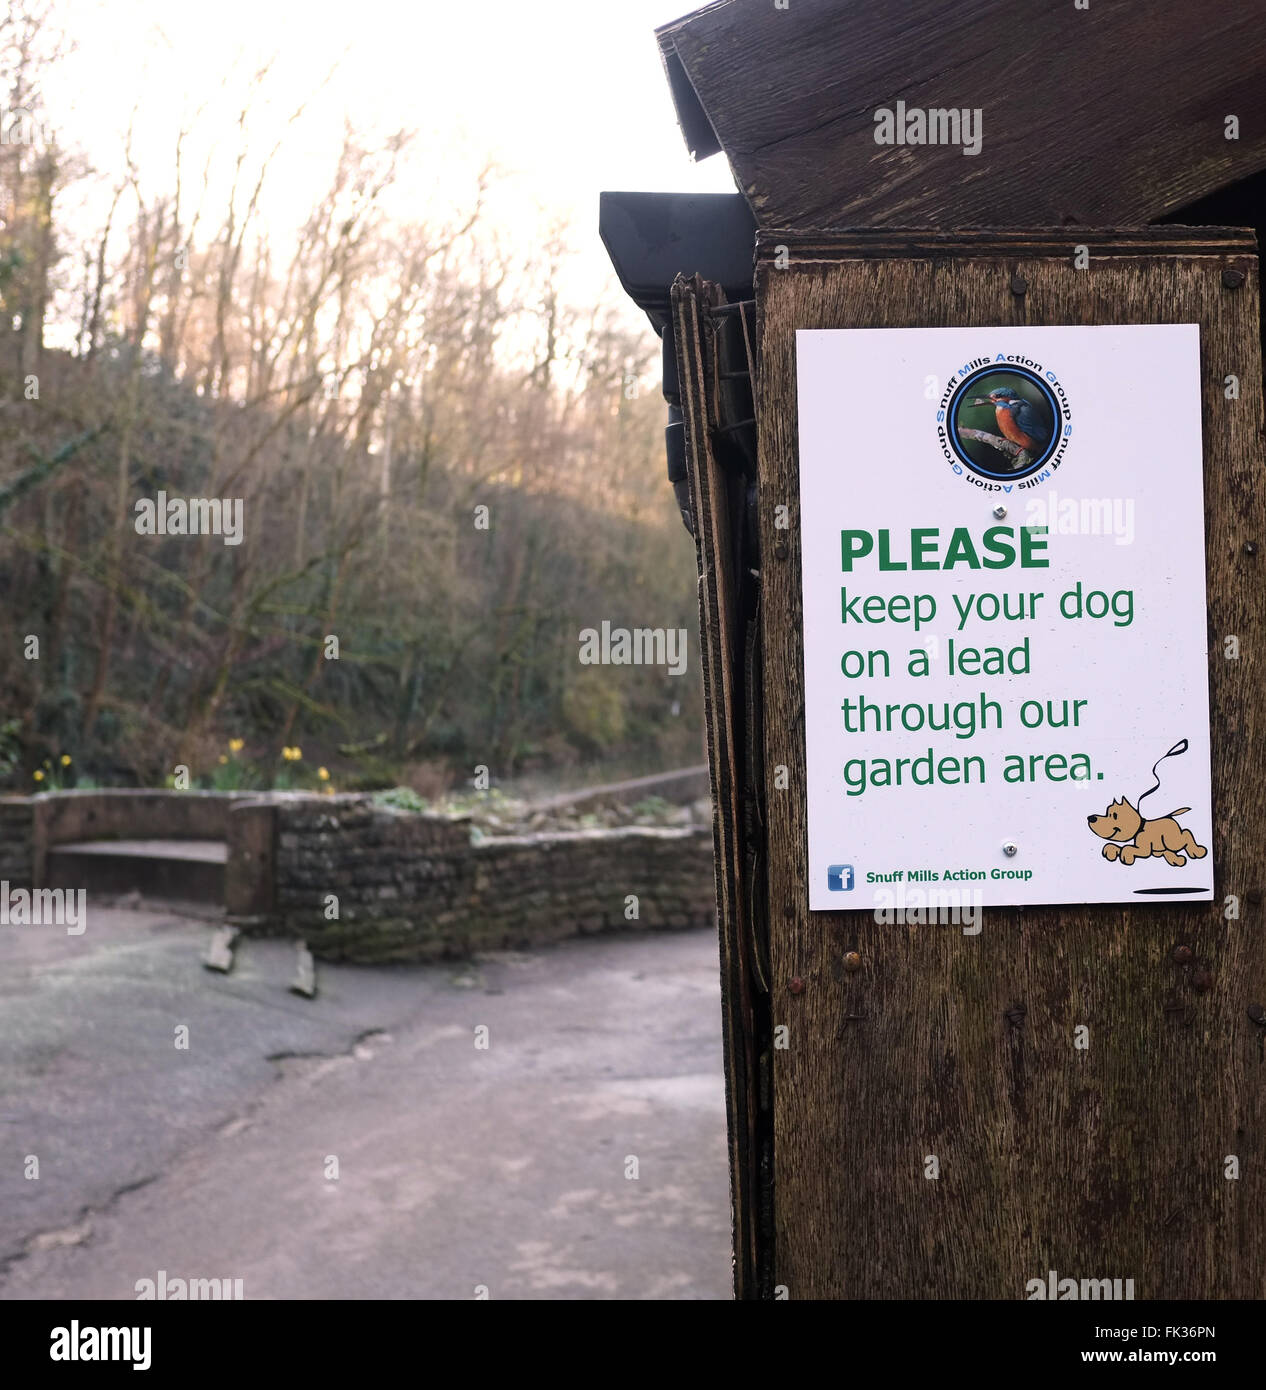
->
[317,767,330,781]
[219,755,228,765]
[60,754,71,767]
[33,770,44,782]
[228,738,244,753]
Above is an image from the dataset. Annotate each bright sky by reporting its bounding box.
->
[44,0,738,330]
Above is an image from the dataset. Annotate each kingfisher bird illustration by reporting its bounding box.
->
[970,387,1051,453]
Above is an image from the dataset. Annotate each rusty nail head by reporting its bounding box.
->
[774,539,789,560]
[1223,267,1246,289]
[1191,967,1213,993]
[993,505,1007,520]
[1003,842,1018,857]
[843,951,861,973]
[789,976,805,995]
[1247,1004,1265,1024]
[1010,272,1028,296]
[1006,1003,1027,1025]
[1245,541,1259,557]
[1172,944,1194,964]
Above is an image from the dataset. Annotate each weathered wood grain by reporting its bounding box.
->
[671,276,764,1296]
[658,0,1266,230]
[755,228,1265,1298]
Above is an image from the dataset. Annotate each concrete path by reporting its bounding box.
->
[0,908,732,1299]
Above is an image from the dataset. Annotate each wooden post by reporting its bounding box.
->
[671,276,770,1297]
[753,227,1265,1298]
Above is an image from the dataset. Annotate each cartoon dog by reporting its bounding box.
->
[1086,797,1207,866]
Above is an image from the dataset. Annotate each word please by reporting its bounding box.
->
[842,525,1049,572]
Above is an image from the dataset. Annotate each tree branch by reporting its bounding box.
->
[956,426,1032,471]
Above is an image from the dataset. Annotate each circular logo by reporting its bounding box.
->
[940,363,1068,485]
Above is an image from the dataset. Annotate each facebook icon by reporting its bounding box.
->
[827,864,854,892]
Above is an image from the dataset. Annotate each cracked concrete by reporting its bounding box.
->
[0,906,731,1299]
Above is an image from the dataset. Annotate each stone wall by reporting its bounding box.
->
[0,796,33,884]
[258,795,716,962]
[0,788,718,961]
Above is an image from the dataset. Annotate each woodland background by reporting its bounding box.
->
[0,1,702,798]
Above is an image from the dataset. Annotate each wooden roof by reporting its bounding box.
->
[657,0,1266,228]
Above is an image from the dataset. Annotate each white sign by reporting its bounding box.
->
[796,325,1213,911]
